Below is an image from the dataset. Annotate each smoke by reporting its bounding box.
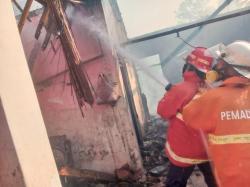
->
[66,4,168,87]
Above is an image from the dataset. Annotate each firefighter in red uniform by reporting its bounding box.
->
[183,41,250,187]
[157,47,217,187]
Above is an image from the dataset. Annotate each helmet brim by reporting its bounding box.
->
[232,66,250,78]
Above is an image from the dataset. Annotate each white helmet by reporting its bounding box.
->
[206,40,250,78]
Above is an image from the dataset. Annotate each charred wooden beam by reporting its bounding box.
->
[47,0,94,107]
[59,166,116,182]
[41,31,52,49]
[35,6,50,39]
[118,57,143,146]
[18,0,33,32]
[124,8,250,45]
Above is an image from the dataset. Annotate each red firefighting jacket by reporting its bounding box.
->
[157,71,208,167]
[183,76,250,187]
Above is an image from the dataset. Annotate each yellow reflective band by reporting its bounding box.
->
[166,142,208,164]
[208,134,250,145]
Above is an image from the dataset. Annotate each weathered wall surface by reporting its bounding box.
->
[101,0,147,134]
[20,2,143,174]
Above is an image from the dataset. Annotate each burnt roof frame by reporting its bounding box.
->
[123,2,250,46]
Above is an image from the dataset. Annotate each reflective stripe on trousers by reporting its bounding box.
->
[166,142,208,164]
[208,134,250,144]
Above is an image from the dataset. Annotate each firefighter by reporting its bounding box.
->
[183,40,250,187]
[157,47,217,187]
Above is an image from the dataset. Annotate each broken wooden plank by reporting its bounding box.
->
[35,6,50,39]
[41,31,51,49]
[47,0,94,106]
[18,0,33,32]
[59,166,116,182]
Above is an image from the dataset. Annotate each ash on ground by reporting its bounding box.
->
[141,116,169,187]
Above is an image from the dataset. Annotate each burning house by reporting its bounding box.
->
[1,0,250,187]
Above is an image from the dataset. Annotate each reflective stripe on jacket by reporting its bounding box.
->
[183,76,250,187]
[165,142,208,164]
[157,71,208,167]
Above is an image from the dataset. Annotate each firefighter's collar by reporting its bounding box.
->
[222,76,249,86]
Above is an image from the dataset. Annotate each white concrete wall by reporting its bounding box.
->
[0,1,62,187]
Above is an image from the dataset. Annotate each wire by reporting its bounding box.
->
[176,33,196,48]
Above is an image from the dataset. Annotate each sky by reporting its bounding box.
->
[116,0,238,39]
[12,0,183,36]
[12,0,42,15]
[117,0,183,38]
[13,0,182,37]
[13,0,240,38]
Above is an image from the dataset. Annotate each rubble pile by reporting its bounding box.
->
[141,116,169,186]
[108,117,169,187]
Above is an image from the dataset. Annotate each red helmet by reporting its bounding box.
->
[186,47,214,73]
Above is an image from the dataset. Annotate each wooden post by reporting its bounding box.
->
[35,6,50,39]
[0,1,62,187]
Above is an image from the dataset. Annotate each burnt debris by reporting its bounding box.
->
[141,116,169,186]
